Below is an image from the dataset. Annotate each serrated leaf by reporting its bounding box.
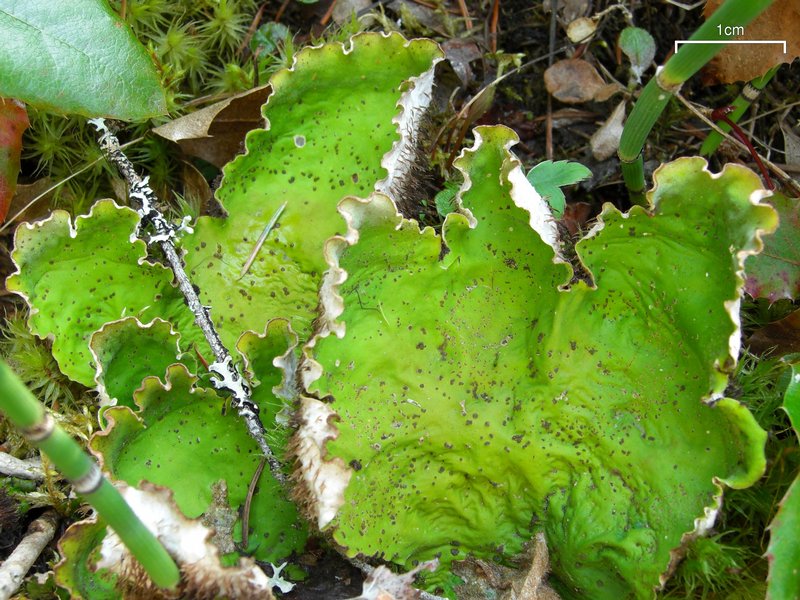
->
[526,159,591,218]
[766,359,800,600]
[744,193,800,301]
[0,1,166,119]
[618,26,655,83]
[0,97,28,222]
[298,130,773,598]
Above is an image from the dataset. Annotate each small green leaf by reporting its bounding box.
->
[251,22,290,54]
[434,181,460,217]
[526,159,591,218]
[0,1,166,119]
[766,359,800,600]
[619,26,656,83]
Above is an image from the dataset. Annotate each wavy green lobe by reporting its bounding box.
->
[6,201,195,385]
[306,129,772,598]
[183,32,443,344]
[91,359,306,564]
[766,359,800,600]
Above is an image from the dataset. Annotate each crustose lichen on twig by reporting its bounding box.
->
[88,118,285,485]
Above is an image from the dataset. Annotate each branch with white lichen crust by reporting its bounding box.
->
[88,118,285,486]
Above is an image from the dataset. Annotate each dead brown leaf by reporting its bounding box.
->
[543,0,590,24]
[746,309,800,356]
[590,100,626,160]
[182,160,212,205]
[499,534,560,600]
[5,178,54,225]
[703,1,800,84]
[544,59,606,104]
[440,39,483,87]
[153,85,272,168]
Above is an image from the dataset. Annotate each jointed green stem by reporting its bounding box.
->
[0,360,180,590]
[618,0,775,203]
[700,65,779,155]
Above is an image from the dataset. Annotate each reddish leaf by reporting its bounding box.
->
[0,98,29,223]
[745,193,800,301]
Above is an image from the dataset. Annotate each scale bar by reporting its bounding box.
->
[674,40,787,54]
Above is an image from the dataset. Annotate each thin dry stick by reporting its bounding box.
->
[675,93,800,196]
[238,1,269,54]
[455,0,473,30]
[88,119,286,485]
[545,0,558,160]
[320,0,339,26]
[0,137,143,234]
[241,457,267,550]
[0,451,43,481]
[0,510,58,600]
[274,0,292,23]
[240,201,287,278]
[488,0,500,53]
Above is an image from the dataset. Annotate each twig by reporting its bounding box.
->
[455,0,473,30]
[88,119,286,486]
[0,452,43,481]
[241,457,267,549]
[546,0,557,160]
[274,0,291,23]
[240,201,286,278]
[674,94,800,196]
[488,0,500,53]
[0,137,143,234]
[238,1,269,55]
[663,0,704,9]
[0,510,59,600]
[320,0,339,26]
[711,105,774,189]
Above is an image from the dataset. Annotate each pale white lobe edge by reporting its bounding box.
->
[293,397,353,528]
[374,55,442,200]
[96,482,276,593]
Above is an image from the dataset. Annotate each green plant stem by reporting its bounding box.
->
[700,65,780,155]
[0,359,180,590]
[619,0,775,204]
